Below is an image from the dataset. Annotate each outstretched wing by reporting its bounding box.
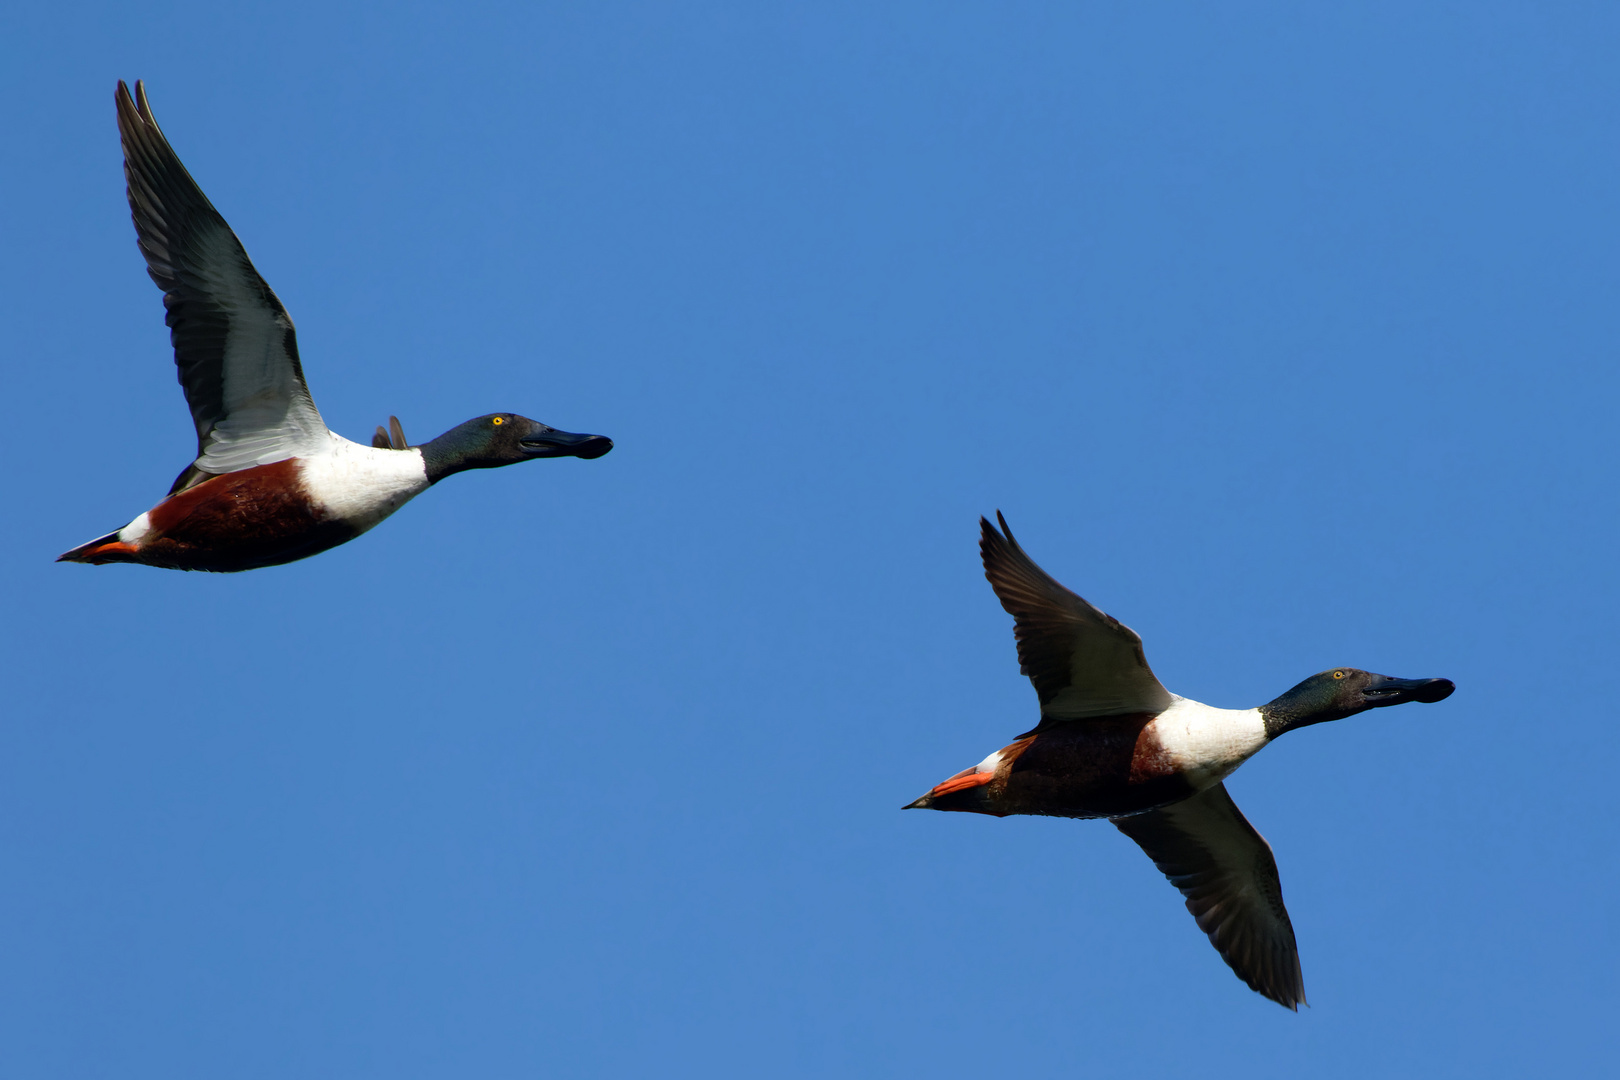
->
[1112,782,1305,1010]
[117,80,327,488]
[980,512,1173,724]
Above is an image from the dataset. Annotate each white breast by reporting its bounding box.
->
[297,433,431,534]
[1144,696,1269,791]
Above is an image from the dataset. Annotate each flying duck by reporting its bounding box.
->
[905,513,1455,1009]
[59,81,612,573]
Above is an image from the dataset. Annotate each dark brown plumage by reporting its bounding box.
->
[908,512,1454,1010]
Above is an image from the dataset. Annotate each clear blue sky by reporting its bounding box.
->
[3,3,1616,1076]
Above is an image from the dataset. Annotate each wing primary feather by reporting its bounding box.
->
[373,425,392,449]
[1112,783,1306,1010]
[996,509,1016,544]
[115,79,328,474]
[979,512,1172,722]
[389,415,408,450]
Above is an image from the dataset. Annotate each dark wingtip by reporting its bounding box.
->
[1270,969,1306,1011]
[115,79,155,137]
[115,79,156,129]
[115,80,135,125]
[979,510,1023,580]
[979,516,1001,577]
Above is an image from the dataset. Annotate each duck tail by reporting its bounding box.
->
[57,530,142,565]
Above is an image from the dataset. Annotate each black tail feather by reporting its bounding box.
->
[58,530,131,564]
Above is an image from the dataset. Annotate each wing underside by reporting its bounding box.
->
[117,80,328,481]
[1112,782,1306,1010]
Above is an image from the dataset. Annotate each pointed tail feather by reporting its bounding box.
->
[58,531,142,564]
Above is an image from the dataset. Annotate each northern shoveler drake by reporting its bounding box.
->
[59,81,613,573]
[904,513,1455,1010]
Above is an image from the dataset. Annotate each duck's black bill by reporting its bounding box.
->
[1363,675,1455,706]
[520,427,614,460]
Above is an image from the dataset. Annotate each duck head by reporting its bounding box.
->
[1261,668,1454,738]
[420,413,613,482]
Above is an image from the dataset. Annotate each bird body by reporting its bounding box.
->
[60,81,611,573]
[935,698,1269,820]
[63,433,432,572]
[906,514,1455,1009]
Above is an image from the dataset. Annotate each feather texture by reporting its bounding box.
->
[116,80,329,476]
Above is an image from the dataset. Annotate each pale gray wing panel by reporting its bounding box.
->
[980,514,1173,721]
[1112,783,1306,1010]
[117,80,327,474]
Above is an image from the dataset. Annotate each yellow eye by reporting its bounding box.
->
[492,416,504,426]
[1332,670,1347,679]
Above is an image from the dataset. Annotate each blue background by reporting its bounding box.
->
[3,3,1615,1076]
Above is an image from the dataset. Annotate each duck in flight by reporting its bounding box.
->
[905,514,1454,1009]
[59,81,612,573]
